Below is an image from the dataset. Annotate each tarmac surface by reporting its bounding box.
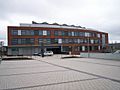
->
[0,55,120,90]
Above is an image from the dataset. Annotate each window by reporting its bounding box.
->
[62,46,69,52]
[102,34,106,47]
[94,46,98,50]
[18,39,21,44]
[29,38,34,44]
[39,30,43,35]
[11,30,18,35]
[38,38,43,44]
[21,30,26,35]
[18,30,21,35]
[21,38,26,44]
[82,46,85,51]
[45,39,51,44]
[54,38,58,44]
[64,31,68,36]
[97,33,100,38]
[12,38,34,45]
[12,48,18,51]
[94,39,100,44]
[74,46,79,51]
[24,38,34,44]
[58,31,62,36]
[43,30,47,35]
[68,39,73,43]
[72,32,74,36]
[62,39,69,44]
[51,38,58,44]
[47,31,51,36]
[68,32,72,36]
[12,38,18,45]
[85,32,90,37]
[54,31,58,36]
[74,32,79,36]
[21,30,34,35]
[79,46,82,51]
[80,39,84,43]
[91,39,94,44]
[73,38,78,43]
[34,30,39,35]
[79,32,85,37]
[62,31,65,36]
[38,38,51,45]
[83,39,88,44]
[58,39,62,44]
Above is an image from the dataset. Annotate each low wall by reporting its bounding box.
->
[80,53,120,60]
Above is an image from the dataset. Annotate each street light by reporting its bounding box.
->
[0,41,4,63]
[86,33,90,58]
[41,42,44,57]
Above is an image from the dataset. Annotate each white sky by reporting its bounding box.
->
[0,0,120,45]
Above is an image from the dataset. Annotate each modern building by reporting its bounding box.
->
[7,22,108,55]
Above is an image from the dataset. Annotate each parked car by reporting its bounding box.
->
[44,51,53,56]
[113,50,120,54]
[33,52,39,56]
[33,52,41,56]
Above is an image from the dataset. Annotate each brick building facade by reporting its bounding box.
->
[7,22,108,55]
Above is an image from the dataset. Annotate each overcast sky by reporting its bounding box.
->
[0,0,120,45]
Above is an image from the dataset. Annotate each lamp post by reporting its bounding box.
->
[41,42,44,57]
[87,33,90,58]
[41,39,46,58]
[0,41,4,63]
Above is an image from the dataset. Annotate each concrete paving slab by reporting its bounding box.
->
[21,79,120,90]
[0,55,120,90]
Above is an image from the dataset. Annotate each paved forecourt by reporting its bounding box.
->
[0,55,120,90]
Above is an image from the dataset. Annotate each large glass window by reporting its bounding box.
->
[34,30,39,35]
[47,31,51,36]
[18,39,21,44]
[85,32,90,37]
[21,30,34,35]
[21,38,26,44]
[11,30,18,35]
[74,32,79,36]
[26,38,34,44]
[97,33,100,38]
[54,31,64,36]
[12,38,34,45]
[38,38,43,44]
[39,30,43,35]
[62,46,69,52]
[12,38,18,45]
[62,31,65,36]
[83,39,88,44]
[21,30,26,35]
[79,32,85,37]
[54,31,58,36]
[68,32,72,36]
[54,38,58,44]
[38,38,51,45]
[68,39,73,43]
[45,38,51,44]
[64,31,68,36]
[73,38,78,43]
[62,39,69,44]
